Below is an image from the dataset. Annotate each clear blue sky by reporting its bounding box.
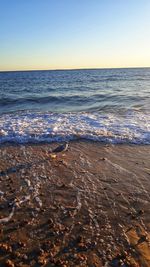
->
[0,0,150,71]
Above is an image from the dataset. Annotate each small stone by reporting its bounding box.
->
[75,221,82,225]
[78,254,87,261]
[0,243,12,253]
[107,254,112,261]
[29,260,36,266]
[12,251,21,258]
[138,209,144,215]
[18,241,26,248]
[5,259,15,267]
[38,256,47,265]
[37,248,44,255]
[20,219,29,226]
[137,235,148,243]
[47,218,54,226]
[100,157,106,160]
[76,235,83,243]
[22,254,28,260]
[55,259,65,266]
[78,242,88,251]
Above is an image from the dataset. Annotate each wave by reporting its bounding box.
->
[0,93,148,113]
[0,110,149,144]
[0,94,95,107]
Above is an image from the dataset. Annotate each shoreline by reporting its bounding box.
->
[0,141,150,266]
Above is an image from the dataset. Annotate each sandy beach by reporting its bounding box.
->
[0,141,150,267]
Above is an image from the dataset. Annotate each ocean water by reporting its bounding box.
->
[0,68,149,144]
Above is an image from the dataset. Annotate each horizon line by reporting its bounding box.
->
[0,66,150,73]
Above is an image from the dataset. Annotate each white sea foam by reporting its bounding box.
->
[0,110,149,144]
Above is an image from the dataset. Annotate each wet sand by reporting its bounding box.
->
[0,141,150,267]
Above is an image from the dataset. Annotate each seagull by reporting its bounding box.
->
[51,142,69,153]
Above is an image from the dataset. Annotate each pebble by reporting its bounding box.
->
[37,255,47,265]
[12,251,21,258]
[77,242,88,251]
[137,209,144,215]
[107,254,113,261]
[78,254,87,261]
[76,235,83,243]
[22,254,28,260]
[38,248,45,255]
[0,243,12,253]
[18,241,26,248]
[5,260,15,267]
[100,158,106,161]
[47,218,54,226]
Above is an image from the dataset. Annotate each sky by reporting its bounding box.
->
[0,0,150,71]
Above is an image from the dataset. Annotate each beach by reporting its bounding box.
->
[0,141,150,267]
[1,0,150,265]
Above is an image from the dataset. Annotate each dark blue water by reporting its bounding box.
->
[0,68,150,144]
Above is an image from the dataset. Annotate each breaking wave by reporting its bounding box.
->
[0,110,149,144]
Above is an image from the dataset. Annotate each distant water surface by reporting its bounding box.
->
[0,68,149,144]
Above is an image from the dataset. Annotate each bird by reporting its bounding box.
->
[51,142,69,153]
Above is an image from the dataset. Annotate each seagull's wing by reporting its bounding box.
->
[52,144,65,153]
[52,143,69,153]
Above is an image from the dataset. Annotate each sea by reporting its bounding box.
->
[0,68,149,144]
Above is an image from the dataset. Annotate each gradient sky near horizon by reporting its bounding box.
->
[0,0,150,71]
